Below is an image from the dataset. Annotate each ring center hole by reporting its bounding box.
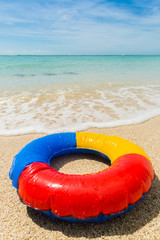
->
[50,153,111,175]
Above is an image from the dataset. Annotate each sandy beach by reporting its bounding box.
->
[0,116,160,240]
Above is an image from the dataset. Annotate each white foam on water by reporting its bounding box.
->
[0,84,160,135]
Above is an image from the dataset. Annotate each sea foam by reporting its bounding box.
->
[1,55,160,135]
[0,84,159,135]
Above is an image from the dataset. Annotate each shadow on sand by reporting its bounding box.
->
[26,154,160,238]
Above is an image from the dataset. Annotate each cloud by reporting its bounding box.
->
[0,0,160,54]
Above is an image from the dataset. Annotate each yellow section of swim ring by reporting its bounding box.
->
[76,132,149,163]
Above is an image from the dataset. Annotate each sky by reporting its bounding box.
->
[0,0,160,55]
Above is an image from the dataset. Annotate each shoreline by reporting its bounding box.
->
[1,114,160,137]
[0,116,160,239]
[1,79,160,137]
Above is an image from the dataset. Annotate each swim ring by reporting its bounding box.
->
[9,132,154,222]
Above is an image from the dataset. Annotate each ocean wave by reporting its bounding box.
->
[0,85,160,135]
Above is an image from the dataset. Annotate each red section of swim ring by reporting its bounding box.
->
[18,154,154,219]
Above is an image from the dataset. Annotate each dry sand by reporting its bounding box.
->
[0,116,160,240]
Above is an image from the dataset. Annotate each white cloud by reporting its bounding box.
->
[0,0,160,54]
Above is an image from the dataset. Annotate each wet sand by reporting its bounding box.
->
[0,116,160,239]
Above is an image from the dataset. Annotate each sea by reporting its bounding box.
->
[0,55,160,135]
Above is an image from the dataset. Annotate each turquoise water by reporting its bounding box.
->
[1,55,160,89]
[0,55,160,135]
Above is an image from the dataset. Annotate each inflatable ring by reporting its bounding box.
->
[9,132,154,222]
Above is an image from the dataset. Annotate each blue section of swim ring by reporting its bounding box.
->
[48,147,111,165]
[9,132,77,188]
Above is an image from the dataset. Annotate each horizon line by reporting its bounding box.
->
[0,54,160,56]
